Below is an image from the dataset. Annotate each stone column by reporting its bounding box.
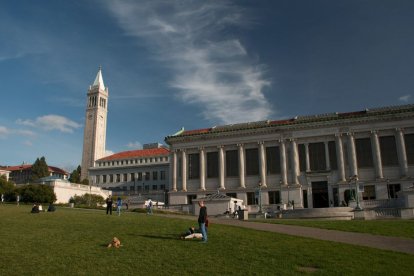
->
[258,141,267,187]
[325,141,331,170]
[335,134,346,182]
[395,128,408,177]
[218,146,225,190]
[305,143,310,172]
[181,149,187,191]
[290,139,300,184]
[347,133,358,177]
[172,151,177,191]
[199,147,206,190]
[279,139,288,185]
[238,144,246,188]
[371,130,383,179]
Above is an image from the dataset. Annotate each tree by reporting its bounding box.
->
[0,175,15,201]
[31,156,49,182]
[69,165,81,183]
[15,184,56,203]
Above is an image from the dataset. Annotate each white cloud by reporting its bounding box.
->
[16,115,81,133]
[126,141,143,149]
[106,0,273,124]
[105,150,115,157]
[0,126,10,138]
[23,140,33,147]
[399,95,411,102]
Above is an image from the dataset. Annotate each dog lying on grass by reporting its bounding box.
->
[107,237,121,248]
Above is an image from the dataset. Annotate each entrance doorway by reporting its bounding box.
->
[312,181,329,208]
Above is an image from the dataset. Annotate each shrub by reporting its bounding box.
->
[70,194,105,206]
[15,184,56,203]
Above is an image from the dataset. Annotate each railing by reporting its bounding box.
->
[375,208,401,217]
[361,198,404,209]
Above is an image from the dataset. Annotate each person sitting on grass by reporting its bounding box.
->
[47,203,56,212]
[31,203,40,213]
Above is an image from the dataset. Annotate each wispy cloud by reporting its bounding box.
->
[126,141,143,149]
[0,126,10,138]
[16,115,81,133]
[399,95,411,102]
[106,0,273,124]
[105,150,115,157]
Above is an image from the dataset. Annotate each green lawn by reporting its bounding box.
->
[1,205,413,275]
[256,218,414,239]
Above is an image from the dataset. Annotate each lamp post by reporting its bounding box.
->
[257,181,263,214]
[386,178,390,199]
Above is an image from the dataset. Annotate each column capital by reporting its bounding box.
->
[180,148,186,153]
[217,145,225,149]
[346,132,354,136]
[198,146,205,151]
[237,143,244,147]
[370,130,378,135]
[395,128,403,133]
[335,133,343,137]
[258,141,265,145]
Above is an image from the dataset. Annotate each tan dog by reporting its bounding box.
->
[107,237,121,248]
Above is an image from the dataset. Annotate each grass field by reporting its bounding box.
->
[256,218,414,239]
[1,204,414,276]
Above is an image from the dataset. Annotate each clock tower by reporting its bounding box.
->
[81,67,108,181]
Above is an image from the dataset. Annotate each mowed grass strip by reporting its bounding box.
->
[0,205,413,276]
[255,218,414,239]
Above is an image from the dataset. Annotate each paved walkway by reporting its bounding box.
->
[157,214,414,255]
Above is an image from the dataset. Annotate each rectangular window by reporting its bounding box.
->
[187,194,197,205]
[207,152,219,178]
[103,175,107,183]
[388,183,401,199]
[138,172,142,181]
[153,171,158,181]
[110,175,114,182]
[405,134,414,165]
[160,171,166,180]
[362,185,376,200]
[145,172,150,181]
[268,191,280,204]
[226,150,239,177]
[266,146,280,174]
[188,153,200,179]
[309,142,326,171]
[246,192,256,205]
[355,138,374,168]
[160,184,165,190]
[116,174,121,182]
[123,173,128,182]
[328,141,337,170]
[96,175,100,184]
[152,185,158,190]
[130,173,135,181]
[245,148,259,176]
[380,136,399,166]
[298,144,306,172]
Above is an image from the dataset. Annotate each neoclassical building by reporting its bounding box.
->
[165,104,414,209]
[88,143,170,202]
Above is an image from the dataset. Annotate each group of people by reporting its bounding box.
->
[105,196,123,216]
[180,200,208,243]
[31,203,56,213]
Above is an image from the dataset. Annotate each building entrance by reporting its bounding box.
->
[312,181,329,208]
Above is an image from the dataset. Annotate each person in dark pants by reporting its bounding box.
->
[198,201,208,243]
[106,196,113,215]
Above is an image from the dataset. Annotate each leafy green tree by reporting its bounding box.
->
[0,175,15,201]
[30,157,49,182]
[16,184,56,203]
[81,178,89,185]
[69,165,81,183]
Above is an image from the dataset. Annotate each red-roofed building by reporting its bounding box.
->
[5,164,69,184]
[88,143,170,202]
[165,104,414,214]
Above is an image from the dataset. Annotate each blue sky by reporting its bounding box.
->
[1,0,413,172]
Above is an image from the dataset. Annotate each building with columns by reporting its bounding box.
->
[81,67,108,181]
[165,104,414,209]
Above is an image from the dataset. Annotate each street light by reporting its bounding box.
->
[257,181,263,214]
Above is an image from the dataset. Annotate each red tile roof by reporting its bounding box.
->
[98,147,170,162]
[6,164,69,175]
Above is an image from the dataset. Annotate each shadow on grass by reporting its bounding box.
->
[137,234,183,241]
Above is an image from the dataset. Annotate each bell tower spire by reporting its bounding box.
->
[80,67,109,182]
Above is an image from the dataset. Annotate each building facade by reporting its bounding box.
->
[81,67,108,181]
[88,143,170,202]
[165,105,414,209]
[5,164,69,184]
